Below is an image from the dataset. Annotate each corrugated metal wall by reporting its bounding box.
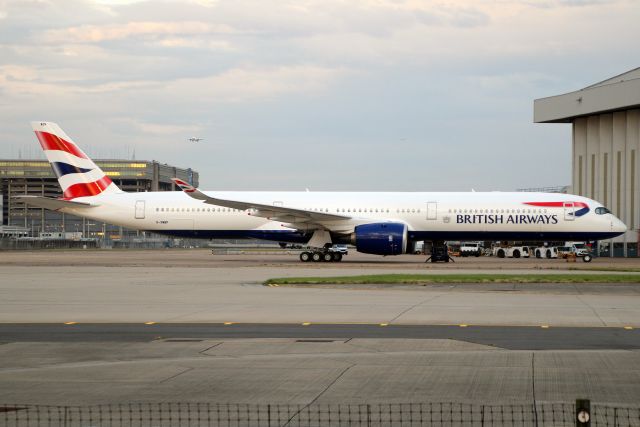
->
[573,109,640,245]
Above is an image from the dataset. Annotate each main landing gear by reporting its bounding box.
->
[299,250,343,262]
[425,241,454,263]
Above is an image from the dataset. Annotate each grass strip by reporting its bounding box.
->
[265,273,640,285]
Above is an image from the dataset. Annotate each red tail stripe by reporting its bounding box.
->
[63,175,113,199]
[524,202,588,208]
[35,131,88,159]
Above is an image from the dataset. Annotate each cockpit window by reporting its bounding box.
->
[595,207,611,215]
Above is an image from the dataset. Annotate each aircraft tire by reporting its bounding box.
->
[513,250,521,259]
[583,254,593,263]
[332,252,343,262]
[300,252,311,262]
[322,253,333,262]
[497,249,505,258]
[311,252,323,262]
[546,250,552,259]
[535,250,541,259]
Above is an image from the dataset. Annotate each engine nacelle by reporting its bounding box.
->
[352,222,408,255]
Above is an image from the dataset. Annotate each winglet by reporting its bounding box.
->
[171,178,209,202]
[172,178,196,193]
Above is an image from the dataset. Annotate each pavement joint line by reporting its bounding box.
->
[0,322,636,329]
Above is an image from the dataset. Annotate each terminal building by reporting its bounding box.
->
[0,159,199,240]
[535,67,640,257]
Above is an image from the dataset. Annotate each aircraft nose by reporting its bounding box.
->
[612,216,627,234]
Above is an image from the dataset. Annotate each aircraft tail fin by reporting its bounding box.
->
[31,122,122,199]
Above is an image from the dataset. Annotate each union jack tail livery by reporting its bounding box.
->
[32,122,122,199]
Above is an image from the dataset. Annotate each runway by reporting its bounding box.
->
[1,323,638,350]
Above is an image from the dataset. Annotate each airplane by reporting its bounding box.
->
[188,137,203,143]
[19,122,627,263]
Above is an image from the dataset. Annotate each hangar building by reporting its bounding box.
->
[0,159,198,239]
[534,68,640,256]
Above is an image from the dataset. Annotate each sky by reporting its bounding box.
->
[0,0,639,191]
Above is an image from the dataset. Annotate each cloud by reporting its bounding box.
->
[41,21,236,43]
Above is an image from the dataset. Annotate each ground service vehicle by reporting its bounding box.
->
[460,242,483,257]
[494,246,530,258]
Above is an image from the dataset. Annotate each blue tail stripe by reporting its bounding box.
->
[50,162,93,178]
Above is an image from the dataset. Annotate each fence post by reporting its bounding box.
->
[576,399,590,427]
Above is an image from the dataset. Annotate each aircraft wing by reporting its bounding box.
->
[16,196,94,211]
[171,178,350,223]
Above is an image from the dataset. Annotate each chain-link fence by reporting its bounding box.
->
[1,402,639,426]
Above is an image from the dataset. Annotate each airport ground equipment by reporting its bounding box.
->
[493,245,530,259]
[459,242,483,257]
[425,241,453,263]
[534,246,559,259]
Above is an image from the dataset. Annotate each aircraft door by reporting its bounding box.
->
[563,202,575,221]
[135,200,145,219]
[426,202,437,220]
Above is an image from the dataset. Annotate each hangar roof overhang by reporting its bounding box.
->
[534,67,640,123]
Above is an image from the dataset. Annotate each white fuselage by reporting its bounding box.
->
[56,190,627,245]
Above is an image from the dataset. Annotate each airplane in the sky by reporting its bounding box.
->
[188,137,203,143]
[19,122,627,262]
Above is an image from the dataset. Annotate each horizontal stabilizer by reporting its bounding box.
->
[16,195,94,211]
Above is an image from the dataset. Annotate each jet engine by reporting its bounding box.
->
[351,222,408,255]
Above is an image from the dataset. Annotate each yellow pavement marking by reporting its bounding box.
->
[541,325,550,329]
[624,326,634,330]
[459,324,468,328]
[144,322,156,325]
[379,323,389,327]
[302,322,311,326]
[223,322,234,325]
[64,322,77,325]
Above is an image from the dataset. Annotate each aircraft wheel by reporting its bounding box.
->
[535,250,541,259]
[300,252,311,262]
[332,252,343,262]
[583,254,593,263]
[513,250,521,259]
[546,250,552,259]
[497,249,505,258]
[312,252,323,262]
[322,252,333,262]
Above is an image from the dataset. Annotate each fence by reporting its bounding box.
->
[1,402,640,426]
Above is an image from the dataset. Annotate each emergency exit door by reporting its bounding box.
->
[135,200,145,219]
[426,202,437,220]
[563,202,575,221]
